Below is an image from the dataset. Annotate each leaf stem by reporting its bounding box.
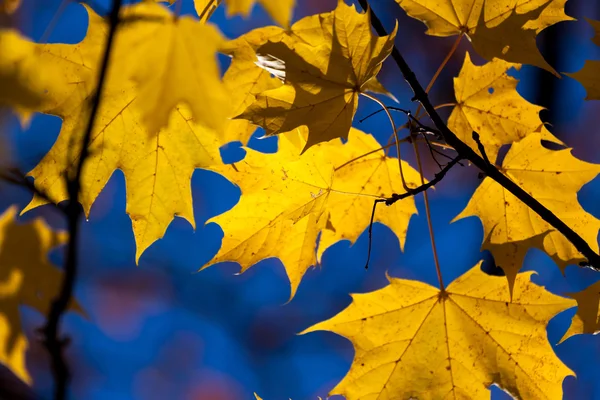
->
[411,127,445,291]
[41,1,123,399]
[361,92,411,191]
[358,0,600,270]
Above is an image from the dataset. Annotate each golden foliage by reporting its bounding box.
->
[395,0,572,70]
[448,52,560,163]
[0,206,79,384]
[454,132,600,294]
[22,5,224,261]
[205,128,421,298]
[236,1,397,152]
[112,2,228,134]
[304,262,575,399]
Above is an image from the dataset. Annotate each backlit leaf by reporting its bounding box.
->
[112,2,228,134]
[204,128,421,298]
[304,262,575,399]
[220,36,282,145]
[448,52,560,163]
[196,0,295,27]
[0,206,77,384]
[237,1,397,152]
[0,30,61,121]
[23,4,223,262]
[454,132,600,293]
[559,280,600,343]
[395,0,572,70]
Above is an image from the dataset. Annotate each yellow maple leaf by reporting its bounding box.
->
[237,1,397,152]
[0,30,61,121]
[395,0,572,71]
[472,3,560,76]
[220,36,282,145]
[204,128,421,298]
[454,132,600,294]
[559,280,600,343]
[304,261,575,399]
[0,206,77,384]
[22,4,223,262]
[195,0,294,27]
[111,2,228,135]
[566,19,600,100]
[448,52,561,163]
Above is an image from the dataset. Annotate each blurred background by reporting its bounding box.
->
[1,0,600,398]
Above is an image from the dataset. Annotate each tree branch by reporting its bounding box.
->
[41,1,123,398]
[365,156,463,269]
[358,0,600,270]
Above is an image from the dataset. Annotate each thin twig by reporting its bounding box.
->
[41,1,123,399]
[409,119,445,290]
[365,199,385,269]
[0,169,64,211]
[361,92,411,191]
[364,157,463,269]
[472,131,490,165]
[357,0,600,270]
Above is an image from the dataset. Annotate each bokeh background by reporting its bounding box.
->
[1,0,600,398]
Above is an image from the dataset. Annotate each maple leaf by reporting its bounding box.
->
[22,4,223,262]
[304,262,575,399]
[0,206,79,384]
[470,3,559,76]
[395,0,571,71]
[0,30,61,121]
[454,132,600,294]
[559,280,600,343]
[448,52,561,163]
[566,19,600,101]
[237,1,397,152]
[111,2,229,135]
[204,128,421,298]
[195,0,295,27]
[219,36,282,145]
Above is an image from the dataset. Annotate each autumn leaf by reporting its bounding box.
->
[195,0,295,27]
[304,262,575,399]
[395,0,571,71]
[22,4,223,262]
[0,30,61,121]
[448,52,561,163]
[566,19,600,100]
[0,206,79,384]
[219,36,282,145]
[237,1,397,152]
[470,4,559,76]
[559,280,600,343]
[111,2,229,135]
[204,128,421,298]
[454,132,600,293]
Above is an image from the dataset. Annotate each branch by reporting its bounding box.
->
[41,1,123,398]
[357,0,600,270]
[0,168,65,212]
[365,156,463,269]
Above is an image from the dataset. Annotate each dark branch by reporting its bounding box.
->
[0,169,65,212]
[357,0,600,271]
[472,131,490,165]
[41,1,123,399]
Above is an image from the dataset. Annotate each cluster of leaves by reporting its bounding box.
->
[1,0,600,398]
